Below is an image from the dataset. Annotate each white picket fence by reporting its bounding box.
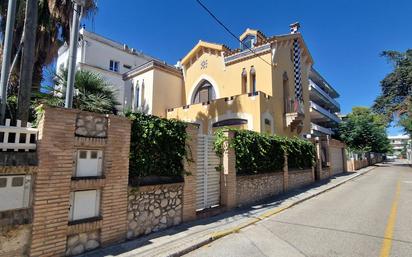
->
[0,119,38,151]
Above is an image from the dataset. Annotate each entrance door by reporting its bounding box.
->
[196,135,221,211]
[331,147,344,175]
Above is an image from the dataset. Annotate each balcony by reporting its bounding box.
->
[285,98,305,131]
[167,91,274,134]
[309,79,340,112]
[311,122,333,135]
[310,101,341,124]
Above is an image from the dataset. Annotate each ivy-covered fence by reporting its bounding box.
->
[127,112,188,186]
[214,129,315,175]
[286,137,316,170]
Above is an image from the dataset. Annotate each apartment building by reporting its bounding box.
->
[56,28,157,110]
[308,68,341,136]
[388,134,410,157]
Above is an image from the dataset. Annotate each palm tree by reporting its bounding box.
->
[0,0,97,91]
[35,69,119,114]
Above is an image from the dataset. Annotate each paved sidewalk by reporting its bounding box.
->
[82,165,378,257]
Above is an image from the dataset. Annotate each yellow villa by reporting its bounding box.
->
[168,23,313,136]
[124,23,341,137]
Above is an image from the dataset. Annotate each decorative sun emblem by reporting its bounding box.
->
[200,60,208,69]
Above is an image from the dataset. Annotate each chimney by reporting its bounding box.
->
[289,22,300,34]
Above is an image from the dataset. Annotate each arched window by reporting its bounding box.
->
[250,66,256,93]
[192,80,216,104]
[283,72,290,113]
[132,81,139,112]
[140,80,145,108]
[241,68,247,94]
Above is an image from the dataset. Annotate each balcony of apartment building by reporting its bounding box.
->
[309,79,340,113]
[308,76,341,136]
[309,100,341,136]
[166,91,275,135]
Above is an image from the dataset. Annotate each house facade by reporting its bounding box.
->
[56,28,157,110]
[166,24,314,136]
[122,60,184,117]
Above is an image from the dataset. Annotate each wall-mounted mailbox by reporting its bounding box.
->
[0,175,31,211]
[75,150,103,177]
[69,190,101,222]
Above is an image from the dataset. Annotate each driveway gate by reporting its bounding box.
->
[196,135,221,211]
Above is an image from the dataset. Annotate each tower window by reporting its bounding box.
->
[241,35,256,50]
[109,60,119,72]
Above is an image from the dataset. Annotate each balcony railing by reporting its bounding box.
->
[309,79,340,110]
[285,97,304,114]
[311,122,333,135]
[310,101,341,124]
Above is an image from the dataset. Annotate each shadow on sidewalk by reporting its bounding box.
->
[82,171,358,257]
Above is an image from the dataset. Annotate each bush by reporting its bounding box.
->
[127,112,188,186]
[285,137,316,170]
[214,129,315,175]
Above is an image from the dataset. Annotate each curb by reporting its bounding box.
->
[171,165,378,256]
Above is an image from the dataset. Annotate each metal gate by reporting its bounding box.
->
[196,135,221,211]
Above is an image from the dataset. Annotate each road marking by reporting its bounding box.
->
[379,181,401,257]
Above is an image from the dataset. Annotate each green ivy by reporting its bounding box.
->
[285,137,316,170]
[127,112,188,185]
[214,129,315,175]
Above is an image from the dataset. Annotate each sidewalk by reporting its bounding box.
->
[82,165,378,257]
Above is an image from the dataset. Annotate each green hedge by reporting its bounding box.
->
[127,112,188,185]
[214,129,315,175]
[285,137,316,170]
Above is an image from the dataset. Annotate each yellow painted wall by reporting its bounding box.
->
[183,50,273,104]
[152,69,183,117]
[130,68,183,118]
[168,93,276,134]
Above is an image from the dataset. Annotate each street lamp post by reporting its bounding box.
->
[65,0,85,108]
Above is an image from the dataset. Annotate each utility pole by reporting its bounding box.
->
[65,0,84,108]
[0,0,17,124]
[17,0,38,125]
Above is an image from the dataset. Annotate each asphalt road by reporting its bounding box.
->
[185,161,412,257]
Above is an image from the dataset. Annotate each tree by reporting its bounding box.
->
[0,0,97,91]
[17,0,38,125]
[373,50,412,135]
[338,107,391,153]
[34,69,119,124]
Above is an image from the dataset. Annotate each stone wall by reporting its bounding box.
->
[127,183,183,239]
[288,169,314,190]
[236,172,283,207]
[66,230,100,256]
[75,112,108,138]
[319,168,330,180]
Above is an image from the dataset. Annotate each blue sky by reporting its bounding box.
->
[82,0,411,135]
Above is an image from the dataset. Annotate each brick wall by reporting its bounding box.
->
[182,125,198,222]
[236,172,283,207]
[221,131,237,210]
[29,107,130,256]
